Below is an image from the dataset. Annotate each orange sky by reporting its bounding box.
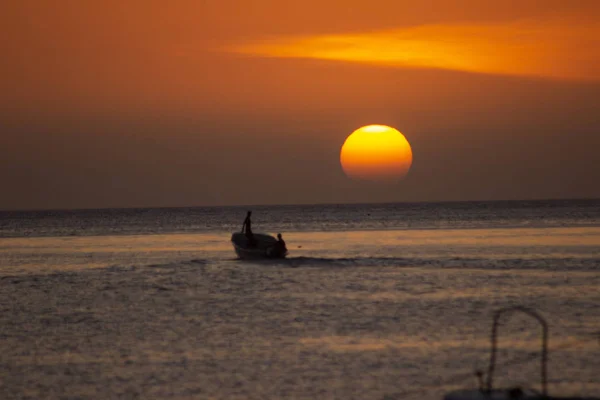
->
[231,15,600,81]
[1,1,599,209]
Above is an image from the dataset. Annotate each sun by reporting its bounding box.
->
[340,125,413,183]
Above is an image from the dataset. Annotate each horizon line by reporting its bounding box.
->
[1,197,599,214]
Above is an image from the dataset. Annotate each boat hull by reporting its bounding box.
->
[231,232,287,259]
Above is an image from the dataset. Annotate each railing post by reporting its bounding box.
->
[485,306,548,396]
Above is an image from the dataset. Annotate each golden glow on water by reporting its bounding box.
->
[299,335,596,353]
[2,227,598,275]
[229,17,600,81]
[340,125,413,183]
[0,234,231,275]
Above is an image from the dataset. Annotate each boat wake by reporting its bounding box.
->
[245,255,600,271]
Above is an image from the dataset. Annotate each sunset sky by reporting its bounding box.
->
[2,1,599,210]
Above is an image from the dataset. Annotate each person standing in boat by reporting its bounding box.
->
[241,211,256,246]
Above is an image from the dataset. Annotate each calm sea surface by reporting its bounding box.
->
[1,200,599,399]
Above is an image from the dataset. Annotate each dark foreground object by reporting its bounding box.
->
[444,307,599,400]
[445,389,599,400]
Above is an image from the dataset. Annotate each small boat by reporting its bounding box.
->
[231,232,288,259]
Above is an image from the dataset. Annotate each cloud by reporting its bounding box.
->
[228,15,600,81]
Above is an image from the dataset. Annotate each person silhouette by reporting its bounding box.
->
[276,233,287,253]
[242,211,255,246]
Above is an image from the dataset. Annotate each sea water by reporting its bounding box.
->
[0,200,599,399]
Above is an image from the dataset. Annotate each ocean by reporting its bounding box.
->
[1,199,599,399]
